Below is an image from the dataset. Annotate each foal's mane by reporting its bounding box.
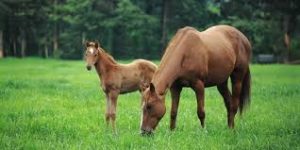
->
[86,41,117,64]
[99,48,117,64]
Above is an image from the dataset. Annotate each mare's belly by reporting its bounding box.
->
[204,62,235,87]
[178,59,234,88]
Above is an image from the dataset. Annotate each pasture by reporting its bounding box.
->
[0,58,299,149]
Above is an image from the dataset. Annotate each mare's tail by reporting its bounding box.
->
[239,66,251,114]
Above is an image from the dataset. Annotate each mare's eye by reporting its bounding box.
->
[146,105,152,111]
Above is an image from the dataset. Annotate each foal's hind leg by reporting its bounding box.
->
[170,83,182,130]
[217,80,232,127]
[193,80,205,128]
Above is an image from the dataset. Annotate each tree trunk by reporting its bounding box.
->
[44,44,49,58]
[0,30,3,58]
[53,0,59,58]
[107,28,114,54]
[20,29,26,58]
[81,32,86,59]
[81,31,86,45]
[282,14,296,63]
[161,0,171,53]
[13,40,17,57]
[284,32,290,63]
[53,23,59,58]
[282,15,290,63]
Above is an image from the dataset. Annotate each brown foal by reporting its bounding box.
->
[84,41,157,132]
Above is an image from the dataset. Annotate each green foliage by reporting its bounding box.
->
[112,0,160,59]
[220,16,284,56]
[0,58,300,149]
[1,0,300,61]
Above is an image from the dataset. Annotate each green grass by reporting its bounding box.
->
[0,58,300,149]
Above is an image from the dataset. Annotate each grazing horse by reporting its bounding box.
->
[84,41,157,131]
[140,25,251,134]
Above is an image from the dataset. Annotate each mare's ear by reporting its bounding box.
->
[140,81,149,92]
[94,41,100,49]
[149,83,156,94]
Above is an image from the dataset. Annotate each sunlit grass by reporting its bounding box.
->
[0,58,299,149]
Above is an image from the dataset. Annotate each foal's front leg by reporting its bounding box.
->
[105,94,111,127]
[193,80,205,128]
[107,90,119,132]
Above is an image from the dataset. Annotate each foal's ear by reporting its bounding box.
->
[94,41,100,48]
[85,41,90,48]
[149,83,156,94]
[140,81,149,92]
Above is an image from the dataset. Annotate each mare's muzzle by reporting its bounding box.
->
[140,128,154,136]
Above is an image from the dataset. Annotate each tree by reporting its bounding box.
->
[161,0,171,51]
[0,0,299,62]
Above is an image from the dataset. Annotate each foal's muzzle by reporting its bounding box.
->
[86,65,92,71]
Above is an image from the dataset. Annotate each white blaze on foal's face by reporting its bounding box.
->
[88,47,94,54]
[85,45,99,70]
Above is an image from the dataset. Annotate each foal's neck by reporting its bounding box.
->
[94,50,117,77]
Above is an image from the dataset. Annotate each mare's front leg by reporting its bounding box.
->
[193,80,205,128]
[170,83,182,130]
[107,90,119,132]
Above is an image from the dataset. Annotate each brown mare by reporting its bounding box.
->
[84,41,157,131]
[140,25,251,134]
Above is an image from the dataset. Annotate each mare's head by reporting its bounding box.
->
[84,41,100,71]
[140,83,166,135]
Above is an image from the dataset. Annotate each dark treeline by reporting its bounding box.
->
[0,0,299,62]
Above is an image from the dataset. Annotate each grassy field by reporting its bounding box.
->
[0,58,299,149]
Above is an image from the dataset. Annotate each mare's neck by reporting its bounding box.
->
[94,50,117,78]
[152,65,180,97]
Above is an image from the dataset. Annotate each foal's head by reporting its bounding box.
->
[140,83,166,135]
[84,41,100,71]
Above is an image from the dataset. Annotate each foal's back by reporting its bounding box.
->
[118,59,157,94]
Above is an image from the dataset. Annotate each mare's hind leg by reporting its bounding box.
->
[217,80,232,127]
[193,80,205,128]
[229,70,244,128]
[170,82,182,130]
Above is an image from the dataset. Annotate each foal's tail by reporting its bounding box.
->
[239,66,251,114]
